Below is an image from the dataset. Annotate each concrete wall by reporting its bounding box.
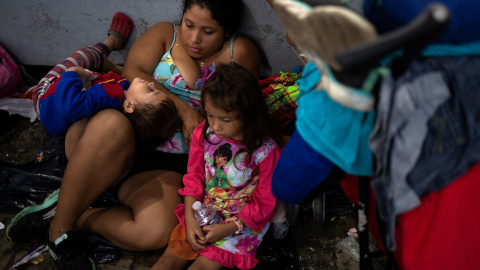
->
[0,0,303,77]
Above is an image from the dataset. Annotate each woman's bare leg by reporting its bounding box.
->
[49,109,136,242]
[77,169,183,251]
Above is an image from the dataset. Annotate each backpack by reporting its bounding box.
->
[0,43,22,98]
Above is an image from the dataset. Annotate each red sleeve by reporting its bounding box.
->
[237,145,282,232]
[178,121,206,201]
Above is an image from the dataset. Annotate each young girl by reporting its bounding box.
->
[151,63,282,270]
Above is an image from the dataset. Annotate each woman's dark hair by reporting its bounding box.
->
[200,62,275,165]
[183,0,244,35]
[120,98,182,150]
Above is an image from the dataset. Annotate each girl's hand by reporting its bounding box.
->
[185,217,207,250]
[200,222,239,245]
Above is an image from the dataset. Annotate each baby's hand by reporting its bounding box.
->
[66,67,93,89]
[78,69,93,89]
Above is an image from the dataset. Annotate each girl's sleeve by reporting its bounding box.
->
[178,122,206,201]
[237,145,282,232]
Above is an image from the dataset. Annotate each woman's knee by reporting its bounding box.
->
[134,223,177,250]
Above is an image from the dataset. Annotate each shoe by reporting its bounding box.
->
[48,230,96,270]
[273,0,377,71]
[107,12,134,48]
[7,189,59,243]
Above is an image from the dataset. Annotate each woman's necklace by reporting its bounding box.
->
[175,42,205,68]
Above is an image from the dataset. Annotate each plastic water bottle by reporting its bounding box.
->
[192,201,220,226]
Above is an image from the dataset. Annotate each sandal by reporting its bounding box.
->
[107,12,134,48]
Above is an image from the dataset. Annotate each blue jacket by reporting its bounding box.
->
[38,71,129,136]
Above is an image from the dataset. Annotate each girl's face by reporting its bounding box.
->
[204,97,243,141]
[181,4,226,60]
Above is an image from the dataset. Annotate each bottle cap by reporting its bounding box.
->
[192,201,202,210]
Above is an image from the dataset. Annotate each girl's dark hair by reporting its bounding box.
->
[183,0,244,35]
[120,98,182,151]
[200,63,275,165]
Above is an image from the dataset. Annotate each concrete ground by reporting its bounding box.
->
[0,111,387,270]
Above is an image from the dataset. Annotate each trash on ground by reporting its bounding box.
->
[335,228,360,262]
[10,244,48,268]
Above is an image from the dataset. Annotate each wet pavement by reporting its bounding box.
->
[0,111,386,270]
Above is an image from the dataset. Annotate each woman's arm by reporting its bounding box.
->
[121,22,201,144]
[231,35,262,79]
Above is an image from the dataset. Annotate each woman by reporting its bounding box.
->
[122,0,260,150]
[7,1,261,270]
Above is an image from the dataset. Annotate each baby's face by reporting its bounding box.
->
[125,78,168,105]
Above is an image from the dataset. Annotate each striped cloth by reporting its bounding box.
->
[259,71,302,132]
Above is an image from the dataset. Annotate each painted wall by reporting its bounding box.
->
[0,0,303,77]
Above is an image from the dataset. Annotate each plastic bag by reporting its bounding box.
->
[271,200,290,240]
[335,233,360,262]
[0,98,37,122]
[252,228,298,270]
[0,43,22,98]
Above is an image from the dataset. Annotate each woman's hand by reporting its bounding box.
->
[180,104,203,146]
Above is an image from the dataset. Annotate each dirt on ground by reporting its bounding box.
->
[0,108,386,269]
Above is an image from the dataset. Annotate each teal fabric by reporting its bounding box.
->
[295,62,375,176]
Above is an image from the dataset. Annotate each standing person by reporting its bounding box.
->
[151,63,282,270]
[7,1,262,269]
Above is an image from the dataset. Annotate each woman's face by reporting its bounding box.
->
[181,4,226,60]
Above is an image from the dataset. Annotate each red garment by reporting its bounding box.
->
[176,121,281,269]
[341,162,480,269]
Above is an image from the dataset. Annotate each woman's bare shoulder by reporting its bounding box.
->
[137,22,175,42]
[232,34,261,78]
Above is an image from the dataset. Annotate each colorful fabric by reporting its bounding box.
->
[25,43,108,102]
[24,43,128,137]
[176,121,281,269]
[153,24,233,154]
[259,71,301,132]
[295,62,375,176]
[168,223,199,260]
[38,71,127,136]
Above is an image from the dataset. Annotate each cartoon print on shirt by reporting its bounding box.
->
[206,143,233,188]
